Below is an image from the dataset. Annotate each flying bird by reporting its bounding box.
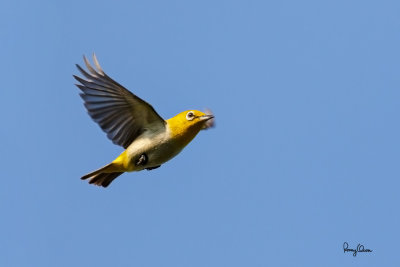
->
[74,54,214,187]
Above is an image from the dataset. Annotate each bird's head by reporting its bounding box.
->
[167,110,215,145]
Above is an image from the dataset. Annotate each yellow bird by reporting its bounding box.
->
[74,54,214,187]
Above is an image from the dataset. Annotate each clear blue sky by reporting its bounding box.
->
[1,0,399,266]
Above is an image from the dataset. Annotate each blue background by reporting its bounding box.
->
[1,0,399,266]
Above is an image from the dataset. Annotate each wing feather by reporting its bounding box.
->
[74,54,166,148]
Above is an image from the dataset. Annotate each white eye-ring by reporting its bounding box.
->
[186,111,195,121]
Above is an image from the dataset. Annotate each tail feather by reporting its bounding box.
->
[87,172,123,187]
[81,163,124,188]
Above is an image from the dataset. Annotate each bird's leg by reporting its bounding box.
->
[135,153,148,166]
[146,165,161,171]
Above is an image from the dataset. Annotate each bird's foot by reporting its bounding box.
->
[135,153,148,166]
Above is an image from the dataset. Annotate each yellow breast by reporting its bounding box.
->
[166,117,203,149]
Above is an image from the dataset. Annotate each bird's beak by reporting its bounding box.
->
[200,114,214,121]
[200,114,215,129]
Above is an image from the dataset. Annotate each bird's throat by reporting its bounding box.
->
[167,122,202,148]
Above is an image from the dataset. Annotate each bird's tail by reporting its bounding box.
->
[81,163,124,188]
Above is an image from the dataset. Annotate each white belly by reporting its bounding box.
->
[125,130,182,171]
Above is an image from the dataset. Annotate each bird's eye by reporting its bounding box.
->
[186,111,195,121]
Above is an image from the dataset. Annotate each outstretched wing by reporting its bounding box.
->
[74,54,166,149]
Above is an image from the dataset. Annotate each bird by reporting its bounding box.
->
[74,54,215,188]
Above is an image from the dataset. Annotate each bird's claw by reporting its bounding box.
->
[135,153,148,166]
